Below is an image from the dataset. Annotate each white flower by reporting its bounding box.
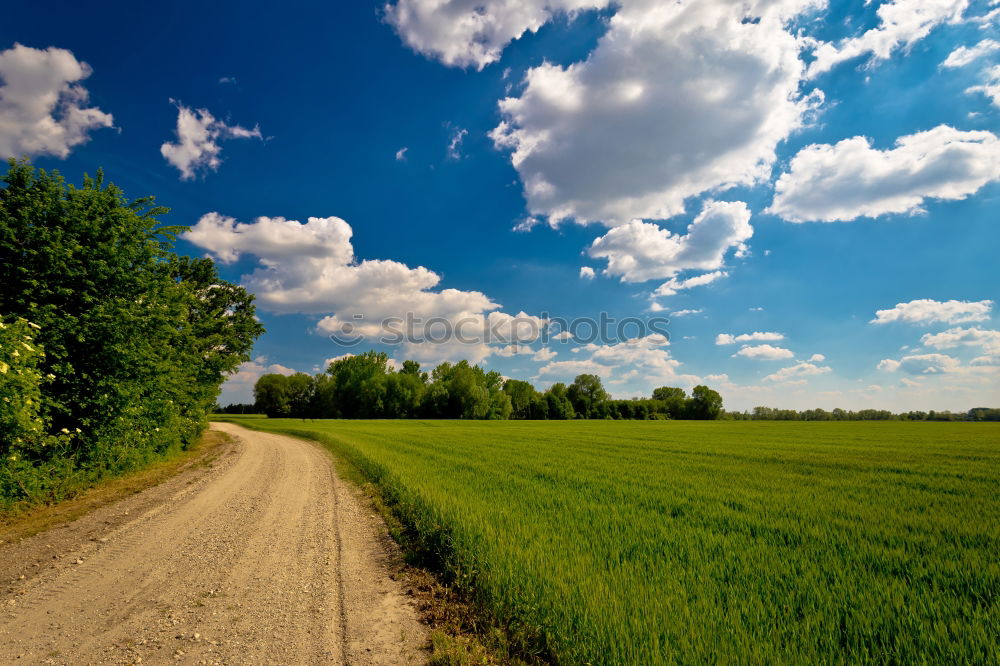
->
[61,428,70,434]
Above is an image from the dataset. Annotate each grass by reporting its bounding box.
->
[0,429,230,545]
[213,417,1000,665]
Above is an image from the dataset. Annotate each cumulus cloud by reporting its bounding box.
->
[160,101,262,180]
[385,0,610,70]
[769,125,1000,222]
[488,0,822,225]
[0,43,114,159]
[715,331,784,345]
[532,347,557,362]
[537,334,698,389]
[588,201,752,283]
[763,361,831,382]
[733,344,795,360]
[669,309,702,317]
[808,0,969,77]
[184,212,545,363]
[218,356,295,403]
[878,353,962,374]
[807,353,826,362]
[870,298,993,325]
[942,38,1000,67]
[920,326,1000,354]
[579,266,595,279]
[968,64,1000,107]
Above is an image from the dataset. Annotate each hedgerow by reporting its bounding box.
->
[0,160,263,508]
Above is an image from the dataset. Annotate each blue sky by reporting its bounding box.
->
[3,0,999,411]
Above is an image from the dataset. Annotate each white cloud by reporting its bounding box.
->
[769,125,1000,222]
[807,353,826,362]
[871,299,993,325]
[653,271,729,297]
[669,309,702,317]
[160,101,262,180]
[218,356,295,404]
[967,64,1000,107]
[512,216,541,232]
[385,0,610,70]
[532,347,557,362]
[446,126,467,159]
[763,361,832,382]
[588,201,752,283]
[877,358,901,372]
[537,334,698,390]
[494,344,535,358]
[395,146,408,161]
[879,352,962,374]
[0,43,113,159]
[942,38,1000,67]
[184,212,546,363]
[920,326,1000,354]
[579,266,595,279]
[715,331,784,345]
[488,0,823,226]
[808,0,969,77]
[733,344,795,360]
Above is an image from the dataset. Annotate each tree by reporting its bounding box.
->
[285,373,315,419]
[567,374,609,418]
[327,351,391,418]
[254,374,292,418]
[504,379,541,420]
[0,160,262,504]
[686,385,723,420]
[384,371,425,418]
[652,387,687,418]
[544,383,575,420]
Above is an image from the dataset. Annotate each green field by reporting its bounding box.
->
[215,417,1000,664]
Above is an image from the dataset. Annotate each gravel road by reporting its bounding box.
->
[0,422,427,665]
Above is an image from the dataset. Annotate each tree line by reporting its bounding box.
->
[0,161,263,507]
[245,350,725,420]
[726,406,1000,421]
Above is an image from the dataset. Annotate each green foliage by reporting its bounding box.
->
[219,417,1000,665]
[0,160,263,507]
[727,407,997,421]
[687,384,724,420]
[251,352,729,421]
[567,373,609,418]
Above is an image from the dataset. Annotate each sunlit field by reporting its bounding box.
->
[216,417,1000,664]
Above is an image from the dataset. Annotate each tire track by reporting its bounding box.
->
[0,423,427,665]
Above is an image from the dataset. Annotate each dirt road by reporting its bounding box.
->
[0,423,427,665]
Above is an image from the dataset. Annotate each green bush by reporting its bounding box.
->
[0,160,263,508]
